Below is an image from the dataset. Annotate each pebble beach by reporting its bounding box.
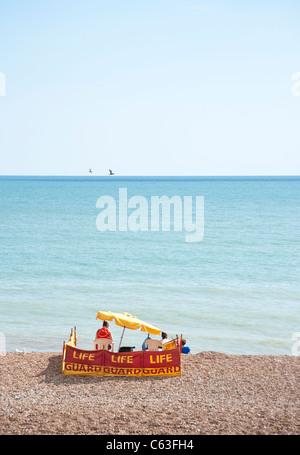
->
[0,351,299,435]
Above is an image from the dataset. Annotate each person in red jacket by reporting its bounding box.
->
[96,320,113,342]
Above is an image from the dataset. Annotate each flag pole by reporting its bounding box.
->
[118,326,126,352]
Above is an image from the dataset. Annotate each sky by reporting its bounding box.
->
[0,0,299,176]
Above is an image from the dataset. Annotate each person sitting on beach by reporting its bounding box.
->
[142,334,150,351]
[161,332,169,345]
[182,339,191,354]
[96,321,113,342]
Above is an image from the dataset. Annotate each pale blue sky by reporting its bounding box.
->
[0,0,299,175]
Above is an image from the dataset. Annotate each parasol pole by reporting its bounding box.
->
[118,326,126,352]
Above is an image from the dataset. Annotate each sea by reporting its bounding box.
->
[0,176,299,355]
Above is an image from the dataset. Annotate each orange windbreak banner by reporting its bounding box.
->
[142,349,181,377]
[164,340,176,350]
[66,328,77,348]
[63,345,104,376]
[62,344,181,377]
[103,350,143,376]
[164,337,182,352]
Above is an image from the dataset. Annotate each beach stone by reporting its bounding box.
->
[0,351,299,435]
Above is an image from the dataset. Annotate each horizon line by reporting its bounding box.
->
[1,174,300,177]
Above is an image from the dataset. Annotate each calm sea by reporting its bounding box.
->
[0,176,299,355]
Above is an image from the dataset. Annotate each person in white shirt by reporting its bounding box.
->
[161,332,169,344]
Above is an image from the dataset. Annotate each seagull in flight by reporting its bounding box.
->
[109,169,115,175]
[89,169,93,174]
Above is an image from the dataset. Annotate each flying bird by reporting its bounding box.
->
[89,169,93,174]
[109,169,115,175]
